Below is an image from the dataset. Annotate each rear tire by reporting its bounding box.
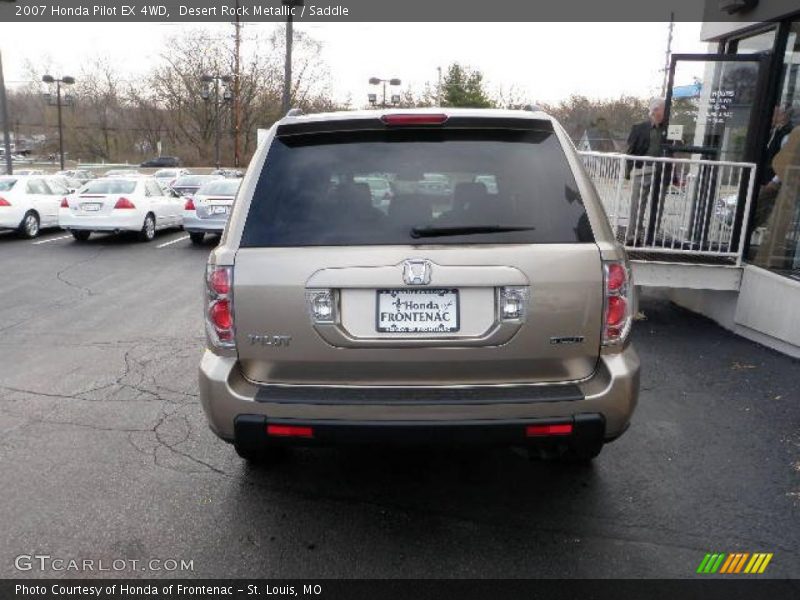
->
[18,211,40,239]
[189,232,205,245]
[71,230,91,242]
[138,213,156,242]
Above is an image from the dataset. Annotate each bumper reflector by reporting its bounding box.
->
[266,424,314,439]
[525,423,573,437]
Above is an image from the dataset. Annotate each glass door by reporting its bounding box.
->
[664,54,771,250]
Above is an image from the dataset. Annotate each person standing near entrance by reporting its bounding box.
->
[625,98,670,245]
[754,104,796,228]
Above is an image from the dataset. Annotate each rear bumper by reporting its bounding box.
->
[199,345,640,444]
[0,207,25,229]
[182,211,227,233]
[59,209,145,232]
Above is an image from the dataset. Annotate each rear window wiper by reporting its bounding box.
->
[410,225,536,239]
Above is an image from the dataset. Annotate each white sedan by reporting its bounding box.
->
[59,177,183,242]
[0,175,65,238]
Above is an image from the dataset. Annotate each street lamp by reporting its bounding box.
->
[42,74,75,171]
[200,74,233,170]
[281,0,305,114]
[368,77,402,108]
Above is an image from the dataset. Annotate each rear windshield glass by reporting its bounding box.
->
[82,180,137,194]
[198,180,241,196]
[0,178,18,191]
[176,176,215,186]
[241,127,592,247]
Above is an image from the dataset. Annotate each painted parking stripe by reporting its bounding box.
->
[156,235,190,248]
[32,234,72,245]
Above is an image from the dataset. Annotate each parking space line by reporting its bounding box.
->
[32,235,72,245]
[156,235,190,248]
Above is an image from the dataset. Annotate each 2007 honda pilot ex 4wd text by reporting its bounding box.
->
[199,108,640,463]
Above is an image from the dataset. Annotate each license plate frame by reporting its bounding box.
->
[210,205,229,215]
[376,288,460,333]
[81,203,101,212]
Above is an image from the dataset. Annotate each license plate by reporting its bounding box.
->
[211,205,229,215]
[81,203,101,212]
[376,289,459,333]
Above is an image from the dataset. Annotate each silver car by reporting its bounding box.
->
[182,178,241,244]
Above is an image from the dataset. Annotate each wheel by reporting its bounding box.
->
[18,211,40,239]
[138,213,156,242]
[234,441,289,465]
[71,230,91,242]
[189,232,205,245]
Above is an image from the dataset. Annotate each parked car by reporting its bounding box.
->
[48,175,83,194]
[199,108,640,465]
[13,169,46,176]
[210,168,244,178]
[154,168,191,191]
[354,175,393,209]
[182,178,241,245]
[59,177,183,242]
[0,175,64,238]
[104,168,141,178]
[141,156,181,168]
[56,169,95,184]
[170,174,223,198]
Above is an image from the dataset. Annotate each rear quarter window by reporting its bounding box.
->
[241,123,593,247]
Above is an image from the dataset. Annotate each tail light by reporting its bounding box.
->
[206,265,235,349]
[60,197,69,208]
[0,197,10,206]
[184,197,195,211]
[602,260,632,345]
[114,197,135,209]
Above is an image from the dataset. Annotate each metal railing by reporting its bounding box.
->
[579,151,757,265]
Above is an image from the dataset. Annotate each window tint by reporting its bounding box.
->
[26,179,49,194]
[198,180,241,196]
[82,179,138,194]
[0,178,18,191]
[242,127,592,247]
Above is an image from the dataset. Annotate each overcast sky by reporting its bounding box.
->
[1,22,708,105]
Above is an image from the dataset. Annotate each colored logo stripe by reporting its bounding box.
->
[698,553,773,574]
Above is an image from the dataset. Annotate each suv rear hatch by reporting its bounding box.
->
[233,114,603,386]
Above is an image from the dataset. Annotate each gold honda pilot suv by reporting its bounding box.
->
[199,108,639,463]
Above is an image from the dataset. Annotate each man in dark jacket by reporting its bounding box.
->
[625,98,670,244]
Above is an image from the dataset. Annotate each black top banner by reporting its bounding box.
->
[0,0,777,23]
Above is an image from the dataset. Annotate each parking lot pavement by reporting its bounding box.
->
[0,233,798,579]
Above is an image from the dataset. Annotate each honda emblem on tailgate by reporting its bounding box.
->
[403,259,432,285]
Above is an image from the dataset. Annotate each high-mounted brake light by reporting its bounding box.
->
[0,197,10,207]
[602,260,632,346]
[206,265,235,349]
[184,197,196,211]
[381,113,448,126]
[114,197,136,209]
[60,197,69,208]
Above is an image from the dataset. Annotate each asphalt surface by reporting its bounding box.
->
[0,226,798,579]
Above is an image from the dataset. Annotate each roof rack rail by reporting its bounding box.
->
[286,108,304,117]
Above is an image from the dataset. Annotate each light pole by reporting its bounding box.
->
[368,77,401,108]
[1,50,12,175]
[42,74,75,171]
[200,74,233,170]
[281,0,304,114]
